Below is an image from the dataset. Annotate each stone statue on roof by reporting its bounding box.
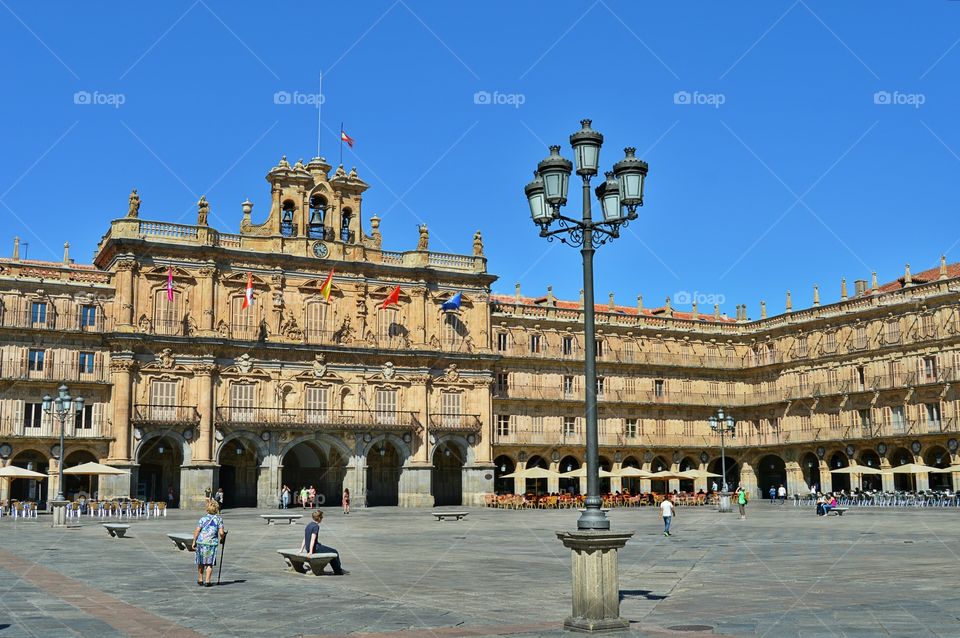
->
[127,189,140,218]
[417,224,429,251]
[197,196,209,226]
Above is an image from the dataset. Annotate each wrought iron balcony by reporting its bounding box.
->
[0,359,109,383]
[215,407,421,432]
[0,308,111,333]
[428,414,482,432]
[132,404,201,425]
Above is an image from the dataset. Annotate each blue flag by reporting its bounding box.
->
[441,292,462,311]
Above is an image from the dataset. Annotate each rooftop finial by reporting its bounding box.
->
[12,236,19,262]
[940,255,948,280]
[786,290,792,313]
[904,263,912,287]
[691,301,698,319]
[713,303,720,320]
[664,296,672,316]
[636,294,643,311]
[515,282,521,301]
[63,242,70,265]
[760,300,767,319]
[813,285,820,307]
[871,271,879,292]
[608,292,615,309]
[840,278,848,301]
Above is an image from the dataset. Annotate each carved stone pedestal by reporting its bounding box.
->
[556,530,634,633]
[718,492,732,513]
[51,500,68,527]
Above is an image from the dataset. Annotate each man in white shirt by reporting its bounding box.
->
[777,484,787,505]
[660,495,676,537]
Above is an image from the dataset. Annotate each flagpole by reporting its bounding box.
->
[339,121,344,166]
[316,71,323,158]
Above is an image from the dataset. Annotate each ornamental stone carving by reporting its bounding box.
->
[444,364,459,382]
[312,354,327,378]
[236,353,253,374]
[382,362,395,379]
[127,189,140,218]
[158,348,175,369]
[109,358,138,374]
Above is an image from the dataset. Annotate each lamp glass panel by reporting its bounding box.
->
[575,144,599,174]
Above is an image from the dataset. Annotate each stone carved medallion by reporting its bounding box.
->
[313,354,327,377]
[158,348,175,369]
[382,362,395,379]
[236,353,253,374]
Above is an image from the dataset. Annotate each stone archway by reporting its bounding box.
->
[889,448,915,491]
[828,452,850,492]
[431,442,464,506]
[924,446,952,491]
[10,450,48,507]
[858,450,883,491]
[524,455,548,495]
[650,456,670,493]
[678,456,697,493]
[217,438,260,508]
[620,456,642,494]
[282,440,347,508]
[366,441,402,506]
[800,452,821,492]
[708,456,739,492]
[493,455,515,494]
[558,455,580,495]
[757,454,787,496]
[136,435,182,502]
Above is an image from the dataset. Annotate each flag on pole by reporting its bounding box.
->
[441,292,462,311]
[319,269,334,302]
[242,272,254,309]
[166,267,174,302]
[340,129,355,148]
[381,285,401,309]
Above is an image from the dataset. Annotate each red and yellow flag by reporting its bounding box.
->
[319,269,334,302]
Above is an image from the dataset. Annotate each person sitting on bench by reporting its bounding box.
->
[299,510,348,575]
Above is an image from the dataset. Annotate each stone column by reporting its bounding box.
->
[414,376,431,465]
[114,258,137,332]
[192,363,217,463]
[556,530,634,632]
[198,264,217,335]
[785,462,803,496]
[739,462,757,497]
[107,356,136,463]
[547,463,560,494]
[820,460,833,493]
[880,459,894,491]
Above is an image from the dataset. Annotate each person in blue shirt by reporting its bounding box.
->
[299,510,348,575]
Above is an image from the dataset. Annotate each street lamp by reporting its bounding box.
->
[525,119,648,532]
[42,383,84,501]
[708,407,736,511]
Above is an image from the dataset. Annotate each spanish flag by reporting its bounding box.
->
[340,129,355,148]
[381,285,401,309]
[319,269,334,302]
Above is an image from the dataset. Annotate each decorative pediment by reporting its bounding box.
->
[140,348,191,373]
[371,285,411,303]
[221,271,271,288]
[435,291,473,309]
[432,364,474,386]
[293,355,345,382]
[298,278,344,297]
[219,354,270,378]
[144,265,195,282]
[365,361,411,384]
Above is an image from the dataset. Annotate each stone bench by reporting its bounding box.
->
[827,507,850,516]
[277,550,339,575]
[168,533,195,550]
[103,523,130,538]
[260,514,302,525]
[433,511,469,521]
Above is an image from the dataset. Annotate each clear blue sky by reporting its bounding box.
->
[2,2,958,318]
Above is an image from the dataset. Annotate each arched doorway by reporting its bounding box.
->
[708,456,739,492]
[64,450,98,500]
[620,456,641,494]
[650,456,669,493]
[282,441,347,507]
[366,441,401,506]
[858,450,883,491]
[757,454,787,496]
[493,455,514,494]
[599,456,612,494]
[678,457,697,493]
[218,439,260,508]
[431,442,464,506]
[828,452,850,492]
[524,455,548,495]
[924,447,953,491]
[889,448,915,491]
[558,455,580,495]
[10,450,48,508]
[137,436,181,502]
[800,452,820,492]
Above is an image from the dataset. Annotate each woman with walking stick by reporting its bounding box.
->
[192,500,226,587]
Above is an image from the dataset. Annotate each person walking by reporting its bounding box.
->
[300,486,308,510]
[308,485,317,508]
[192,501,226,587]
[777,484,787,505]
[215,487,224,508]
[768,486,776,504]
[167,485,176,509]
[281,485,291,509]
[659,494,676,536]
[299,511,348,575]
[342,488,350,515]
[736,484,748,519]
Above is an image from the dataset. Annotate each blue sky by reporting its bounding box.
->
[2,1,958,318]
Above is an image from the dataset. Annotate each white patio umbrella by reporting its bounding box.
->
[830,466,884,475]
[62,462,130,476]
[928,465,960,473]
[884,463,938,474]
[616,466,654,478]
[559,466,614,478]
[0,465,47,479]
[683,469,723,479]
[500,466,560,479]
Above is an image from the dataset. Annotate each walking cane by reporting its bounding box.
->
[217,530,228,585]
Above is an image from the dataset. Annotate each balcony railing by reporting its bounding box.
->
[215,407,421,432]
[428,414,482,432]
[132,404,201,425]
[0,309,111,333]
[0,416,105,439]
[0,359,109,383]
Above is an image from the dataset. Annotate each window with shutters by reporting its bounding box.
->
[824,332,837,352]
[655,419,666,437]
[596,377,605,398]
[376,388,398,425]
[827,369,838,390]
[149,380,177,420]
[855,325,867,349]
[378,309,402,344]
[305,301,329,342]
[797,335,809,358]
[155,290,183,335]
[562,336,575,356]
[230,383,254,421]
[624,418,638,439]
[78,352,95,375]
[495,372,508,395]
[23,402,43,429]
[625,377,636,397]
[798,373,808,394]
[531,415,544,434]
[562,375,575,398]
[496,332,509,351]
[922,356,938,382]
[829,413,840,430]
[530,334,541,354]
[563,416,577,437]
[305,386,329,423]
[888,360,901,385]
[231,296,255,339]
[922,314,935,337]
[683,420,694,437]
[28,349,44,372]
[442,314,466,348]
[654,379,665,397]
[709,381,719,397]
[441,392,461,427]
[496,414,510,437]
[31,301,47,327]
[595,339,605,359]
[888,406,906,433]
[80,305,97,329]
[76,404,95,430]
[800,414,811,431]
[886,320,901,343]
[858,409,872,430]
[926,403,942,432]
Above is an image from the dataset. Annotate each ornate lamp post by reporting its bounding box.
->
[708,407,736,512]
[529,119,648,632]
[43,383,83,526]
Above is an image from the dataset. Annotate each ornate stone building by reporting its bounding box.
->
[1,153,958,508]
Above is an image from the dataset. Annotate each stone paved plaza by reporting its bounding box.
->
[0,503,958,637]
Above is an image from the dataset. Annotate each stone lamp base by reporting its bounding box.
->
[556,530,634,633]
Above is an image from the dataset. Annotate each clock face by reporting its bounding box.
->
[312,242,329,258]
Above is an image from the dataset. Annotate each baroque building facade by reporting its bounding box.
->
[1,154,958,508]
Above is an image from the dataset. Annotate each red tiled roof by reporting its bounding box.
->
[489,294,737,323]
[875,261,960,294]
[0,257,98,270]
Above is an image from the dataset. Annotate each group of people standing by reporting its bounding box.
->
[279,485,351,514]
